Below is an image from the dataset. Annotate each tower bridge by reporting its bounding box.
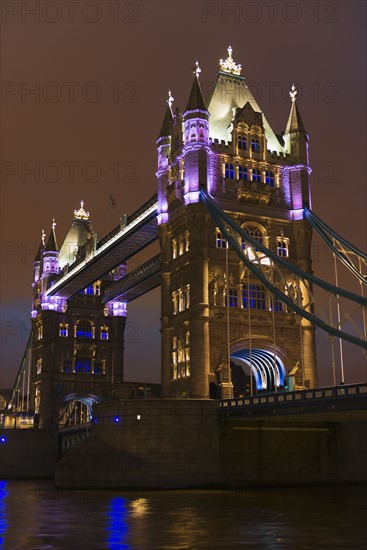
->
[3,47,366,436]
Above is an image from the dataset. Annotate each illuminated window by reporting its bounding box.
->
[172,332,190,379]
[185,331,190,377]
[252,168,261,182]
[76,320,93,338]
[199,125,205,141]
[172,239,177,259]
[37,324,43,340]
[185,285,190,309]
[238,134,246,150]
[75,355,92,373]
[179,236,184,256]
[216,229,227,248]
[173,286,190,315]
[36,359,42,375]
[251,137,260,152]
[63,359,73,373]
[94,361,104,374]
[271,298,284,312]
[59,323,68,337]
[277,239,288,257]
[94,283,100,296]
[225,163,234,180]
[239,165,247,180]
[225,288,238,307]
[242,225,264,252]
[100,326,109,340]
[172,291,178,315]
[242,284,266,310]
[86,286,94,295]
[172,336,178,379]
[265,171,274,186]
[185,230,189,252]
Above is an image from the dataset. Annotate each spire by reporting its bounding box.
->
[285,84,306,134]
[45,220,58,252]
[185,61,207,112]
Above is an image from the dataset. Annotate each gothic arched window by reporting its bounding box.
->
[238,134,246,150]
[216,229,227,248]
[277,239,289,257]
[225,288,238,307]
[242,284,266,310]
[251,137,260,152]
[266,171,274,186]
[239,165,248,180]
[252,168,261,182]
[241,224,264,252]
[75,355,92,373]
[76,320,93,338]
[225,163,234,180]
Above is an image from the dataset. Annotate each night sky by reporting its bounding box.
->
[1,0,366,389]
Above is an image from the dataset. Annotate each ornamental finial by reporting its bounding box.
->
[74,200,90,220]
[219,46,242,75]
[52,218,56,231]
[167,90,174,114]
[194,60,201,79]
[290,84,297,103]
[41,229,46,247]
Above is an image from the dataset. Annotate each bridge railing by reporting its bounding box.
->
[218,383,367,411]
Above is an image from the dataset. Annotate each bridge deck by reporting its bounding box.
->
[102,254,161,303]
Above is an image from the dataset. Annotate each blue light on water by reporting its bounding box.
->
[107,496,130,549]
[0,481,8,548]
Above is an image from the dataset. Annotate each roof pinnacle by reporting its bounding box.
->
[167,90,174,115]
[289,84,297,103]
[74,200,90,220]
[194,60,201,80]
[219,46,242,75]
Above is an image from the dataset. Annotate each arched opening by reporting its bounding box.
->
[59,394,99,428]
[231,348,286,394]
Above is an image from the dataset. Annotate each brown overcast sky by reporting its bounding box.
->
[1,0,366,388]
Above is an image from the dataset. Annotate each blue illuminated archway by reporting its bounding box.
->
[231,348,286,391]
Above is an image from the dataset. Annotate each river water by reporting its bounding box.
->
[0,481,366,549]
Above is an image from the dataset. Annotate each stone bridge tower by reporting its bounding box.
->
[157,49,317,399]
[30,202,126,428]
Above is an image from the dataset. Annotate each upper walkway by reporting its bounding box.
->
[46,195,158,299]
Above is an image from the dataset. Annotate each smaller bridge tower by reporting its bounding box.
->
[30,202,126,428]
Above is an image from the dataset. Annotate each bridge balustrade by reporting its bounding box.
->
[218,383,367,414]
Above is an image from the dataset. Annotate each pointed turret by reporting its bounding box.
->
[42,220,60,278]
[284,84,309,165]
[33,230,45,284]
[158,104,173,139]
[285,99,306,134]
[182,61,210,203]
[284,85,311,209]
[185,73,207,112]
[45,221,58,252]
[156,91,175,225]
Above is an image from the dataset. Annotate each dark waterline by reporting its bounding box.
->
[0,481,366,549]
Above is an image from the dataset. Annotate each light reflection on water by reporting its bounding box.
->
[0,481,366,549]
